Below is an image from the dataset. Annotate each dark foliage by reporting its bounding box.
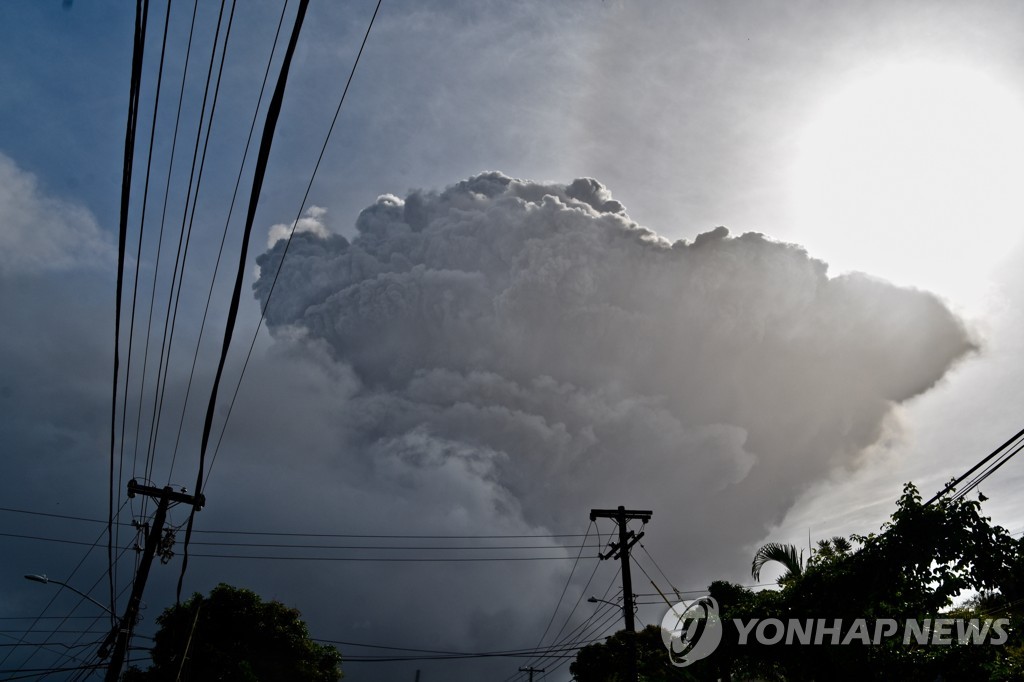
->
[122,583,342,682]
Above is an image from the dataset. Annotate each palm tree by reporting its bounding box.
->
[752,536,854,584]
[814,536,851,561]
[751,542,804,583]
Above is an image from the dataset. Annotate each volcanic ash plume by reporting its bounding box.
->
[253,172,974,575]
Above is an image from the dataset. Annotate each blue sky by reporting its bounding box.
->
[3,2,1024,680]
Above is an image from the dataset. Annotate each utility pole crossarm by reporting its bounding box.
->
[104,481,203,681]
[589,508,651,523]
[127,478,205,509]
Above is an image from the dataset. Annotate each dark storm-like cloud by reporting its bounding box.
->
[251,171,974,575]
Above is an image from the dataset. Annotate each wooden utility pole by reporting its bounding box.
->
[519,665,545,681]
[589,506,652,682]
[103,480,203,681]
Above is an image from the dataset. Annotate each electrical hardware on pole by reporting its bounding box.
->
[519,665,545,681]
[590,506,652,682]
[102,480,204,681]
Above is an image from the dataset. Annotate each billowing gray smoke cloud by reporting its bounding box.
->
[253,172,974,588]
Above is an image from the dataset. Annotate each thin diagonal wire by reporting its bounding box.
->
[176,0,312,602]
[115,0,173,628]
[926,426,1024,505]
[952,439,1024,503]
[166,0,289,485]
[109,0,149,633]
[40,552,135,678]
[141,0,229,491]
[534,523,594,650]
[2,502,128,674]
[639,542,681,599]
[505,569,620,682]
[130,0,200,506]
[203,0,383,487]
[533,605,625,681]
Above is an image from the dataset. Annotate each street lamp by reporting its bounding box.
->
[587,596,621,608]
[24,574,113,615]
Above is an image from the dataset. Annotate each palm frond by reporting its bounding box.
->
[831,536,852,554]
[751,542,804,582]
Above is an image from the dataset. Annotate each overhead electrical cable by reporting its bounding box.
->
[149,0,239,485]
[45,570,135,679]
[130,0,199,502]
[950,437,1024,503]
[114,0,174,630]
[166,0,290,486]
[175,0,311,602]
[0,664,107,680]
[512,524,618,679]
[109,0,150,633]
[313,639,597,658]
[631,554,674,609]
[513,586,615,680]
[204,0,383,487]
[926,425,1024,505]
[188,553,597,563]
[0,503,589,538]
[638,542,682,600]
[531,522,594,651]
[141,0,230,492]
[507,567,621,682]
[314,637,611,662]
[533,605,625,681]
[504,601,621,682]
[0,633,112,677]
[34,558,135,678]
[0,530,601,553]
[0,505,127,675]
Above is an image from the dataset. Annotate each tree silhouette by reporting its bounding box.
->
[123,583,342,681]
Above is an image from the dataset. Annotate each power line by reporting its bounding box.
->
[950,437,1024,503]
[203,0,384,487]
[631,555,672,608]
[141,0,230,493]
[638,541,682,600]
[0,529,604,552]
[176,0,312,602]
[130,0,199,492]
[0,503,589,538]
[186,540,599,550]
[314,637,609,663]
[535,547,604,658]
[531,522,594,652]
[0,664,107,679]
[151,0,237,486]
[314,639,591,657]
[0,506,127,676]
[110,0,151,639]
[508,568,621,682]
[22,536,138,677]
[115,0,173,626]
[926,426,1024,505]
[187,553,600,563]
[512,598,617,681]
[534,603,625,681]
[164,0,290,488]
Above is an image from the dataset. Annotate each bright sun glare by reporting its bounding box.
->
[791,60,1024,307]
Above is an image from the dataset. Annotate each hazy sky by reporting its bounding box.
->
[2,2,1024,680]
